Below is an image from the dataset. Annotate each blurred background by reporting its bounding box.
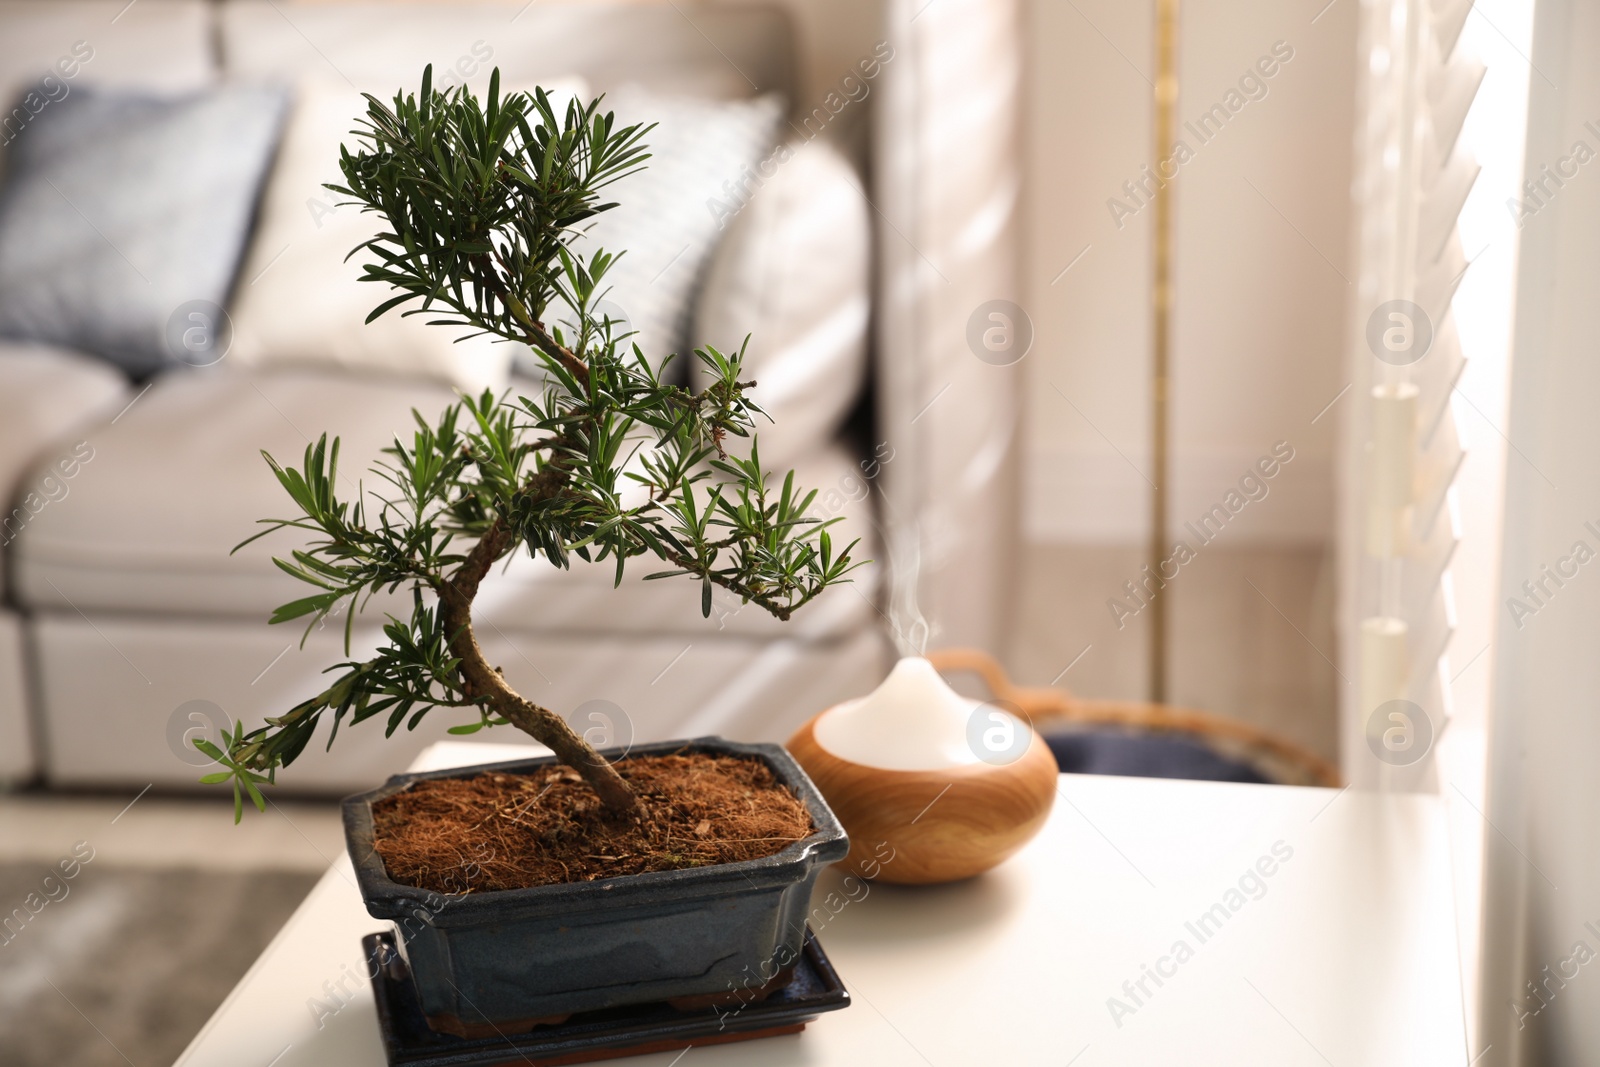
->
[1,0,1596,1064]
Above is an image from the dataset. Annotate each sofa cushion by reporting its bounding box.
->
[691,138,870,471]
[12,367,876,640]
[13,365,458,618]
[0,84,289,375]
[547,87,784,378]
[0,341,129,591]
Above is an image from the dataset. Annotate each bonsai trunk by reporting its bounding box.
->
[438,518,639,816]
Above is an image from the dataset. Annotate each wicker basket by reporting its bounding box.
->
[926,649,1340,788]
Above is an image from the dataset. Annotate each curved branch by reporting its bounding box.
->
[522,318,591,385]
[660,548,799,622]
[469,250,592,385]
[439,517,638,815]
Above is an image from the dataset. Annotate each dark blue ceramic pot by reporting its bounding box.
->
[342,737,848,1037]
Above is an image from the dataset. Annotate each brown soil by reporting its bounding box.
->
[371,752,814,893]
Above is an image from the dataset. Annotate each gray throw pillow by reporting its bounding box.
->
[537,89,784,383]
[0,85,288,376]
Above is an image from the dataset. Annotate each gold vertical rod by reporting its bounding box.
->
[1150,0,1179,703]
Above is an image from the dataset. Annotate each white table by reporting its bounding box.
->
[177,742,1467,1066]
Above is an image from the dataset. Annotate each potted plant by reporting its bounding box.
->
[198,68,862,1037]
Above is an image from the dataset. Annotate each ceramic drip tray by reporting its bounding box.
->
[364,929,850,1065]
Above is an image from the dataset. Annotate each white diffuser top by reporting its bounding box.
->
[813,656,1017,771]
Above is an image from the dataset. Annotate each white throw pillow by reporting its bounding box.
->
[228,78,585,394]
[691,139,870,470]
[542,88,784,382]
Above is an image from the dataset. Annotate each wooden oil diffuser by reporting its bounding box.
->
[787,656,1057,885]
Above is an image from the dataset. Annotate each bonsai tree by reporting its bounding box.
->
[201,69,861,821]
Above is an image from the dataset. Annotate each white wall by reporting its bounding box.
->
[1022,0,1355,546]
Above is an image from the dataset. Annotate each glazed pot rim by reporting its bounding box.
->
[342,736,849,923]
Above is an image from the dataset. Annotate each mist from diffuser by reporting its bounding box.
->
[812,656,1024,771]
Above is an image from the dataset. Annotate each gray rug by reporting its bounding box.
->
[0,863,316,1066]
